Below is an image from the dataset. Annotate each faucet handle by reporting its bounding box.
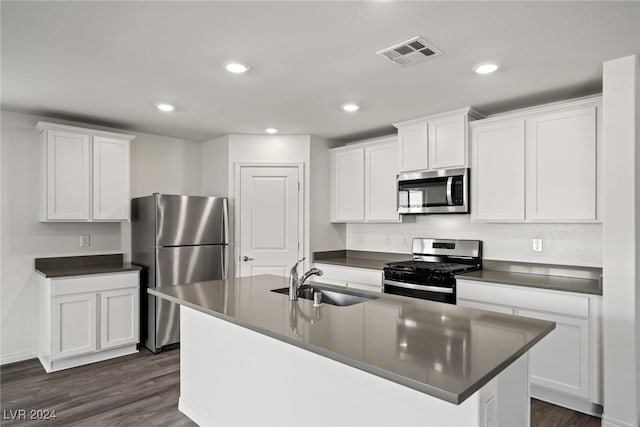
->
[290,257,306,275]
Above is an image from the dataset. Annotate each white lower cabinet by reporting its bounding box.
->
[457,279,602,415]
[518,309,590,399]
[100,288,139,350]
[313,263,383,293]
[39,271,139,372]
[52,293,97,359]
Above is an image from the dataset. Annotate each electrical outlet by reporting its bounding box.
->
[532,238,543,252]
[80,234,90,247]
[402,236,409,245]
[385,235,391,245]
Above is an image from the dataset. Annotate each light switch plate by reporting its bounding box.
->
[532,238,543,252]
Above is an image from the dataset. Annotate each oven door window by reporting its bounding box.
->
[399,177,449,208]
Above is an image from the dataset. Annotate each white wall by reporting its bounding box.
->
[130,132,202,198]
[0,110,202,363]
[602,55,640,427]
[347,216,602,267]
[310,135,346,252]
[201,135,229,197]
[228,134,311,270]
[199,134,346,272]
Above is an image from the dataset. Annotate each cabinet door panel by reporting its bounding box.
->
[518,309,589,398]
[53,293,97,358]
[471,120,526,221]
[526,107,597,220]
[332,148,364,221]
[46,130,90,220]
[428,114,466,169]
[398,122,428,172]
[93,136,130,220]
[365,141,400,222]
[100,288,139,349]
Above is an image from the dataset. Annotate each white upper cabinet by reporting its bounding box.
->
[332,147,365,221]
[428,113,467,169]
[470,96,601,223]
[525,106,597,221]
[365,139,400,222]
[45,130,91,220]
[471,119,526,221]
[37,122,134,222]
[397,121,428,172]
[93,136,131,220]
[394,107,484,173]
[331,136,400,223]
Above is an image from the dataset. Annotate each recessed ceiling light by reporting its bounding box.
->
[265,128,278,134]
[224,61,250,74]
[341,103,360,112]
[472,61,500,74]
[156,103,175,112]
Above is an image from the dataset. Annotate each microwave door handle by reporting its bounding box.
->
[446,177,453,205]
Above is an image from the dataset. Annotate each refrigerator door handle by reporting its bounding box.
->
[222,199,230,245]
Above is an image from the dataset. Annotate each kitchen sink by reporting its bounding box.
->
[271,284,379,307]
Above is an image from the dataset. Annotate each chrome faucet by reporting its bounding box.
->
[289,257,323,301]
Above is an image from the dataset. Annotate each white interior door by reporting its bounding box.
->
[239,166,302,278]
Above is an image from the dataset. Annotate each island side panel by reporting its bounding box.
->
[178,305,529,427]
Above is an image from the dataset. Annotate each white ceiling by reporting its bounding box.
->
[1,1,639,142]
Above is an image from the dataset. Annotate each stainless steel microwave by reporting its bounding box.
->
[397,168,469,214]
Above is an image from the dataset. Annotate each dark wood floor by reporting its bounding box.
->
[1,348,601,426]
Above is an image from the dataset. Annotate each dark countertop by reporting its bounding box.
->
[149,274,554,405]
[313,250,412,270]
[35,254,141,278]
[456,270,602,296]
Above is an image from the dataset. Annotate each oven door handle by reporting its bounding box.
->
[383,279,454,294]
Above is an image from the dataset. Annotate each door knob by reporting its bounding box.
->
[242,256,255,262]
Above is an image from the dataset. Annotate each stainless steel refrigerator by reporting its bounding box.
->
[131,194,230,353]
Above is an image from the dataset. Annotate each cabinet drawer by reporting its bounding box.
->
[52,271,139,296]
[314,263,382,288]
[457,280,589,318]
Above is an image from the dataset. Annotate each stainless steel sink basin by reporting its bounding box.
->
[271,284,379,306]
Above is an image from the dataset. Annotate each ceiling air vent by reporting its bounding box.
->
[376,36,442,67]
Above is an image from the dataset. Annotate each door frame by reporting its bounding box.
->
[233,162,306,277]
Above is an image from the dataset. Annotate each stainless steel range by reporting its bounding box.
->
[383,238,482,304]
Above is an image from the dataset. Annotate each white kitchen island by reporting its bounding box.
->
[150,275,554,427]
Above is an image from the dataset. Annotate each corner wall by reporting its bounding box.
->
[0,110,202,363]
[602,54,640,427]
[310,135,345,252]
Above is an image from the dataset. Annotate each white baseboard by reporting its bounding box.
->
[602,416,637,427]
[531,384,602,417]
[0,350,37,365]
[42,345,138,373]
[179,398,215,427]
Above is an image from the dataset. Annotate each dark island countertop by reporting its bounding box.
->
[149,274,554,404]
[313,250,412,270]
[35,254,141,278]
